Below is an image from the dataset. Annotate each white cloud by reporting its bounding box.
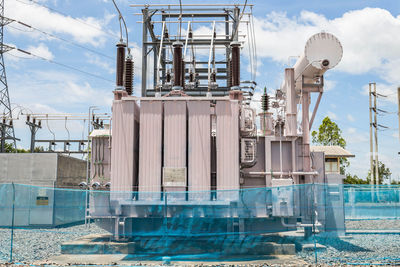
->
[326,111,337,120]
[361,83,398,104]
[8,69,112,109]
[347,114,355,122]
[344,127,368,144]
[86,53,114,74]
[253,8,400,87]
[324,80,337,92]
[26,43,54,60]
[5,0,113,46]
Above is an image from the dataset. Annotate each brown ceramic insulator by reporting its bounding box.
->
[116,43,126,87]
[173,42,183,87]
[231,42,240,87]
[181,59,185,89]
[125,57,134,95]
[211,71,216,83]
[189,71,194,83]
[166,72,171,83]
[228,59,232,88]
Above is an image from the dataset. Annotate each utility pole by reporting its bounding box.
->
[26,115,41,153]
[397,87,400,142]
[369,83,374,185]
[0,0,17,151]
[369,82,380,186]
[373,83,379,186]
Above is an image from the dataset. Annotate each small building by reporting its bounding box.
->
[0,153,87,227]
[89,126,111,187]
[311,145,355,182]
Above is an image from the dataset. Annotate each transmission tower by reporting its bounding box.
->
[0,0,17,152]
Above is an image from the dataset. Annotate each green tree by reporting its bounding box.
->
[3,142,45,153]
[311,116,348,174]
[366,161,391,185]
[343,174,368,184]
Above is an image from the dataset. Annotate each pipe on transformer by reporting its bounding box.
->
[230,41,240,89]
[173,41,184,89]
[116,42,126,89]
[284,68,297,136]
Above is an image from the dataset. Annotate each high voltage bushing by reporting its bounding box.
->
[211,70,217,83]
[227,59,232,88]
[125,54,134,95]
[230,41,241,89]
[116,42,126,89]
[181,59,185,90]
[173,41,184,89]
[262,93,269,111]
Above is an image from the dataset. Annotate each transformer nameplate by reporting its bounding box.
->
[163,167,187,187]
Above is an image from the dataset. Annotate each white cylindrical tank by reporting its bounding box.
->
[293,32,343,84]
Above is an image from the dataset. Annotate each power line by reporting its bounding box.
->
[14,0,120,39]
[4,16,114,60]
[11,45,113,83]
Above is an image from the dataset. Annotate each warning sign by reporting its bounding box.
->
[36,196,49,206]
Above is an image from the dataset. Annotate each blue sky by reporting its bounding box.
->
[4,0,400,181]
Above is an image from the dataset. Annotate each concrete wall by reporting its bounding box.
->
[0,153,86,188]
[56,154,87,188]
[0,153,57,187]
[0,153,87,227]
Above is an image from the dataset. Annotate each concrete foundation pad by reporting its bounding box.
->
[60,233,297,256]
[302,243,327,251]
[61,234,136,254]
[41,254,306,266]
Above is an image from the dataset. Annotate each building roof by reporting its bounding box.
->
[310,145,355,158]
[89,129,111,138]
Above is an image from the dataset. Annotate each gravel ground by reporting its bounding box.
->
[299,234,400,265]
[298,220,400,265]
[0,223,108,264]
[1,220,400,266]
[346,219,400,230]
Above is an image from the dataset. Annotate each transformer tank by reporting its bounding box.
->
[90,4,344,241]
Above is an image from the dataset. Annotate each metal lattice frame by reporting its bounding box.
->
[0,0,16,151]
[138,5,244,97]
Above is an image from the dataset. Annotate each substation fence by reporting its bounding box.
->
[0,183,399,265]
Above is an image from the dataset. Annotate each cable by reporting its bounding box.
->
[4,16,114,60]
[12,46,113,83]
[14,0,119,39]
[232,0,248,39]
[7,24,34,33]
[178,0,183,40]
[111,0,129,51]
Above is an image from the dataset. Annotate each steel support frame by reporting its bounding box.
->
[0,0,16,150]
[140,6,239,97]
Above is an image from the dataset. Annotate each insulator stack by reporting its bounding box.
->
[181,59,185,90]
[166,70,171,83]
[261,93,269,111]
[189,70,194,83]
[227,59,232,88]
[125,55,134,95]
[211,71,216,83]
[173,41,183,88]
[230,41,240,88]
[116,42,126,88]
